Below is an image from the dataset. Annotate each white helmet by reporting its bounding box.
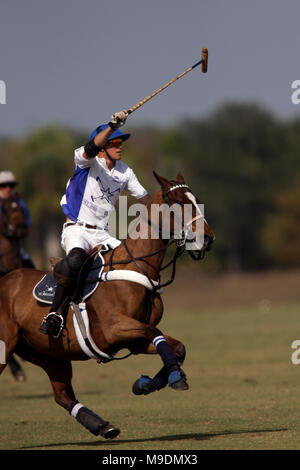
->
[0,171,18,186]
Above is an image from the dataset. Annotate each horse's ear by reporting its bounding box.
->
[153,171,170,188]
[176,172,185,184]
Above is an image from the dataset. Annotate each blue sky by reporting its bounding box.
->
[1,0,300,137]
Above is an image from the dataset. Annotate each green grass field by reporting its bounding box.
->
[1,284,300,450]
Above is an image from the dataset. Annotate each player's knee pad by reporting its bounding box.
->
[54,248,87,287]
[66,248,87,272]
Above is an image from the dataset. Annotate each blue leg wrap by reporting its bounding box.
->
[168,368,183,386]
[132,375,157,395]
[168,367,187,387]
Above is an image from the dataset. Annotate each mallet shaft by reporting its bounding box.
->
[127,47,208,115]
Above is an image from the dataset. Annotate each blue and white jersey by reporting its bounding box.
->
[60,146,148,229]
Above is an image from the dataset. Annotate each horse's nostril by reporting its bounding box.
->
[204,234,213,250]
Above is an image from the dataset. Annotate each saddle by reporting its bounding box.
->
[33,246,107,305]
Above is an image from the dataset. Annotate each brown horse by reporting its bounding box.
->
[0,172,215,439]
[0,193,28,275]
[0,193,29,382]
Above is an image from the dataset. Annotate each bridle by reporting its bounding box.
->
[161,183,205,259]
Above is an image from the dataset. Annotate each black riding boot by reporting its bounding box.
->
[39,247,88,338]
[39,284,70,338]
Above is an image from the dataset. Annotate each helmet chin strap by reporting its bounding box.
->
[104,147,114,163]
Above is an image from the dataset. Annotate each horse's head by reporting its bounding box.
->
[152,171,215,259]
[0,194,28,239]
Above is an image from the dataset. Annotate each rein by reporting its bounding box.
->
[121,238,185,292]
[85,238,184,290]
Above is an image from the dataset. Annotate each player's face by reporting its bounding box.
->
[0,183,15,199]
[105,138,123,161]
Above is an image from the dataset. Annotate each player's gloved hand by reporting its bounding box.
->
[109,110,128,129]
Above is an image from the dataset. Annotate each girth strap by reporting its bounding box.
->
[71,302,113,362]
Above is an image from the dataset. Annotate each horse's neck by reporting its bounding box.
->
[0,232,22,271]
[125,234,167,280]
[123,196,169,280]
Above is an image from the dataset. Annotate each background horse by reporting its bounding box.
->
[0,193,28,274]
[0,172,214,439]
[0,193,29,381]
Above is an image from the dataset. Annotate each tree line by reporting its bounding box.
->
[1,102,300,272]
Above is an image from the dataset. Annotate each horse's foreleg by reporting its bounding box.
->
[107,318,188,394]
[131,333,186,363]
[131,334,187,395]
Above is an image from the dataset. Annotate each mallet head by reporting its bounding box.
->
[201,48,208,73]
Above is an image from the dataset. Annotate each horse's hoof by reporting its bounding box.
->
[100,423,120,440]
[132,378,143,395]
[132,375,157,395]
[170,377,189,391]
[168,366,189,391]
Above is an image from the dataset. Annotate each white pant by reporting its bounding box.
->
[61,223,121,254]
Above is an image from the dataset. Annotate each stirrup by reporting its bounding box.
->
[39,312,64,338]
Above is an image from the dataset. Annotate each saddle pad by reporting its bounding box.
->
[33,251,105,304]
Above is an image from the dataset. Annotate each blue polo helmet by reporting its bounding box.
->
[90,124,131,142]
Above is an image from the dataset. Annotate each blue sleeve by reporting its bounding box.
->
[19,199,32,227]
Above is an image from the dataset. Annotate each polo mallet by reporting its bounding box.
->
[127,47,208,115]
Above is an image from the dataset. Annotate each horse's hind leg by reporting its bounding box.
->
[15,344,120,440]
[7,355,26,382]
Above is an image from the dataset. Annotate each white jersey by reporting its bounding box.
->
[60,146,148,228]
